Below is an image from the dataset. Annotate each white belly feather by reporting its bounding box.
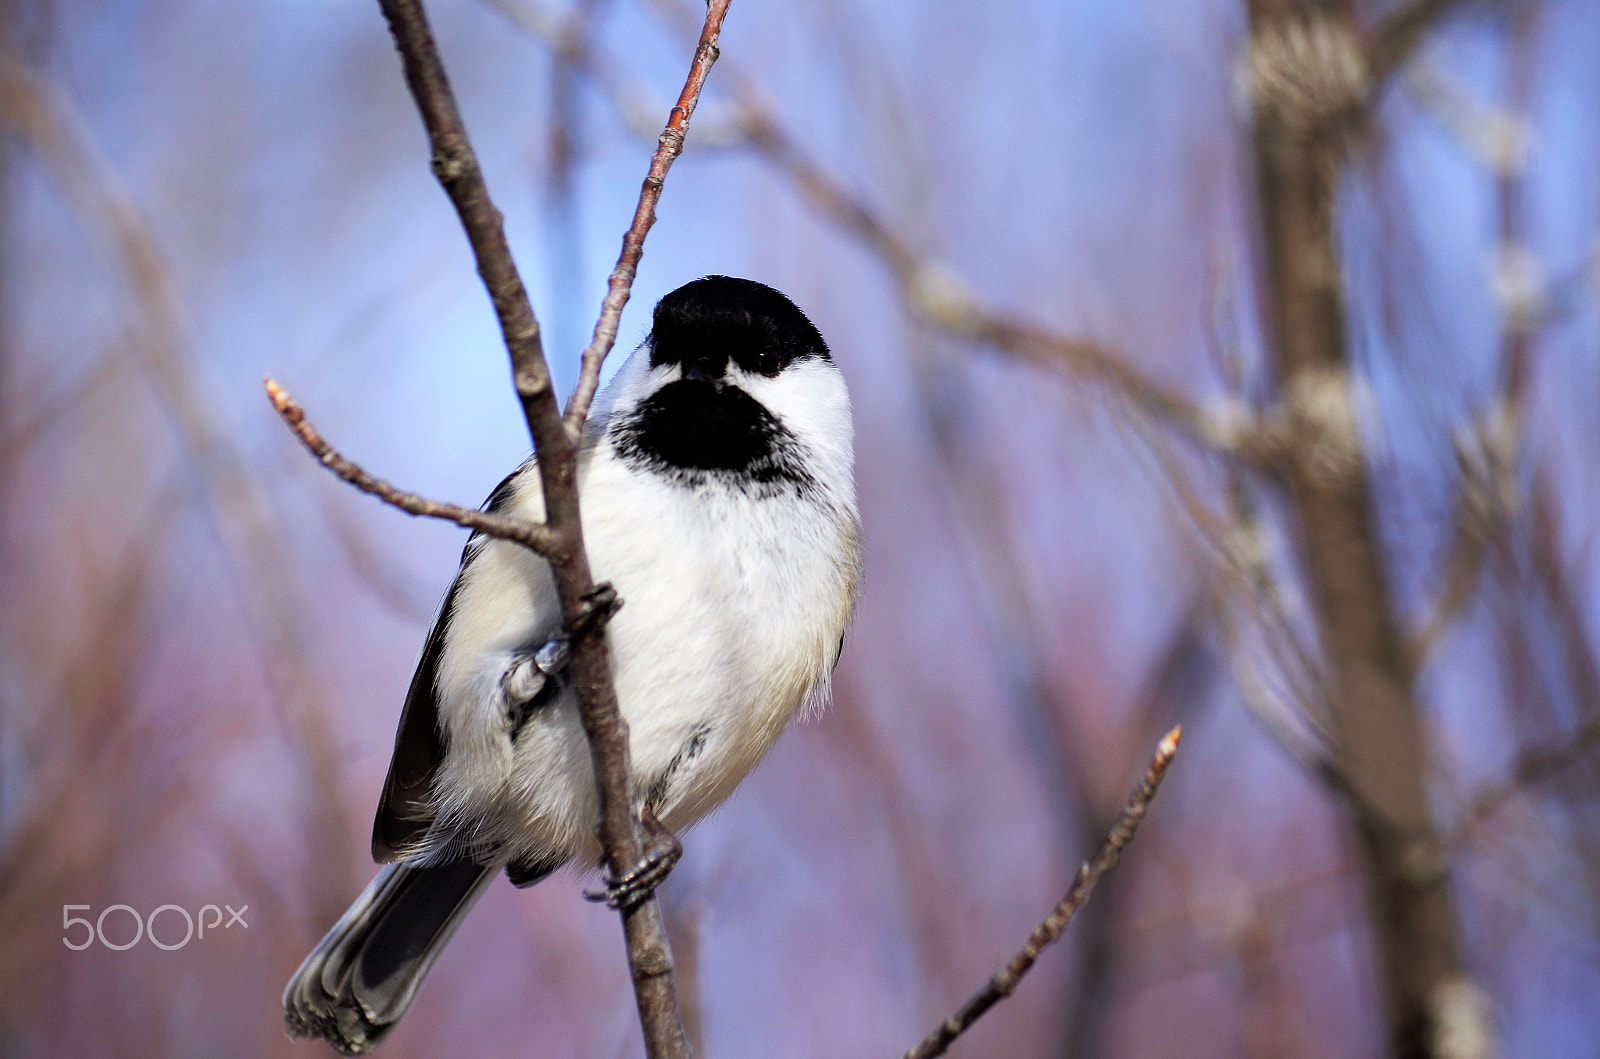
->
[426,443,858,867]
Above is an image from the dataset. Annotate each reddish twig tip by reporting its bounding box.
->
[902,729,1181,1059]
[264,375,291,414]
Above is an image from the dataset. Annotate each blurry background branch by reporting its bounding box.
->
[1368,0,1479,84]
[1242,0,1481,1053]
[485,0,1247,458]
[0,51,356,933]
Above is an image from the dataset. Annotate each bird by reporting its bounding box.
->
[283,276,862,1055]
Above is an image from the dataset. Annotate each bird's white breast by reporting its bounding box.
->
[428,432,858,867]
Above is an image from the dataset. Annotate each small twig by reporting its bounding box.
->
[264,378,560,556]
[1412,411,1514,664]
[563,0,731,436]
[1215,597,1347,793]
[902,727,1182,1059]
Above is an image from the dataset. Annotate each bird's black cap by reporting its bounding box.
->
[648,276,830,379]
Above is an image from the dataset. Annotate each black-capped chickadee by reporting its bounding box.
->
[284,276,862,1054]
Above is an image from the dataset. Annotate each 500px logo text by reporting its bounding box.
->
[62,903,249,951]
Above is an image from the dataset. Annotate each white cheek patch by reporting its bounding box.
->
[732,359,855,496]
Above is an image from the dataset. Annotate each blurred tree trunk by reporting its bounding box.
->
[1243,1,1471,1055]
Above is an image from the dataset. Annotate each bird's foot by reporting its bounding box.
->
[568,583,622,641]
[584,808,682,910]
[504,584,621,735]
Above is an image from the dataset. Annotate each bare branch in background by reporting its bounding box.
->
[1114,857,1359,1007]
[1405,60,1529,177]
[314,489,442,626]
[1413,424,1509,662]
[265,378,560,555]
[0,486,179,999]
[1216,592,1345,789]
[0,345,124,471]
[902,727,1182,1059]
[1470,468,1600,857]
[539,0,607,376]
[488,0,1243,459]
[660,891,707,1059]
[0,51,356,928]
[1408,40,1538,665]
[374,0,556,440]
[1244,1,1485,1052]
[731,98,1236,455]
[1121,392,1342,792]
[482,0,720,145]
[1526,474,1600,734]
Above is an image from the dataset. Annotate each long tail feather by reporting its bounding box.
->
[283,861,496,1055]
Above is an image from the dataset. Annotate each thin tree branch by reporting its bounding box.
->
[1412,21,1538,668]
[734,103,1235,452]
[370,1,734,1054]
[264,378,561,556]
[1118,381,1343,793]
[902,727,1182,1059]
[562,0,731,435]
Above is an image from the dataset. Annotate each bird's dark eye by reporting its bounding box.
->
[754,349,781,375]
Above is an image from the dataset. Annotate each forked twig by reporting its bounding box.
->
[1448,718,1600,850]
[903,727,1182,1059]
